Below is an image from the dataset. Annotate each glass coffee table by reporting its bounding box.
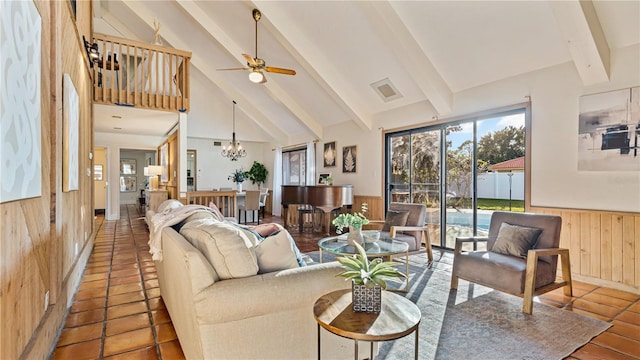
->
[318,236,410,292]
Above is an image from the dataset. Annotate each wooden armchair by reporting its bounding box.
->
[450,211,572,314]
[366,202,433,263]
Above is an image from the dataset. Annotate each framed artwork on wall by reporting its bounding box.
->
[160,143,169,182]
[0,0,42,202]
[63,73,79,192]
[120,159,136,175]
[119,176,136,192]
[342,145,357,173]
[323,141,336,167]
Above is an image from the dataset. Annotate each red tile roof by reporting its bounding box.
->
[488,156,525,171]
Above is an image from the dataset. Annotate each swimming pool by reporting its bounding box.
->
[425,209,493,231]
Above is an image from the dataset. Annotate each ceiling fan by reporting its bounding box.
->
[217,9,296,84]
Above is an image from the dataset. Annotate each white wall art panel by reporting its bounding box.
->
[63,73,79,191]
[0,0,42,203]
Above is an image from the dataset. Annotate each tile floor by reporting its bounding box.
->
[50,205,640,359]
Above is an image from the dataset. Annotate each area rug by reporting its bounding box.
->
[304,251,611,360]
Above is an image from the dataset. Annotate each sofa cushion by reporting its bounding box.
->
[382,210,410,232]
[157,199,184,214]
[491,222,542,258]
[172,211,219,233]
[180,220,259,279]
[208,202,225,222]
[254,231,301,274]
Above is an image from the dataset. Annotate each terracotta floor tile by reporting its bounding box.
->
[570,343,637,360]
[627,301,640,314]
[592,288,640,302]
[582,292,633,309]
[84,265,111,275]
[151,309,171,325]
[146,288,161,299]
[571,299,622,319]
[109,283,143,296]
[108,291,146,307]
[65,308,105,328]
[111,268,142,279]
[106,313,151,336]
[75,287,108,301]
[591,332,640,358]
[70,298,106,313]
[615,310,640,326]
[104,346,159,360]
[155,323,178,343]
[144,279,159,289]
[109,274,141,286]
[572,286,595,298]
[159,339,186,360]
[51,339,101,360]
[107,301,148,320]
[609,320,640,341]
[148,298,166,311]
[572,281,599,292]
[142,272,158,281]
[103,327,155,357]
[537,290,574,306]
[56,322,103,346]
[111,263,139,272]
[563,307,611,322]
[82,272,110,282]
[78,279,108,292]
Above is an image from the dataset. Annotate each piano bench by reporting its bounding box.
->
[298,205,315,233]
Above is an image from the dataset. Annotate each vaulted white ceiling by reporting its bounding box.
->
[93,0,640,145]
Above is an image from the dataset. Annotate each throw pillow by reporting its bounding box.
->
[208,202,225,222]
[180,220,259,279]
[254,231,301,274]
[491,222,542,258]
[157,199,184,214]
[172,211,219,233]
[382,210,410,232]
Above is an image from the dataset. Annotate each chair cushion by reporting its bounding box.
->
[382,210,410,231]
[180,219,259,280]
[453,251,556,294]
[254,231,301,274]
[491,223,542,258]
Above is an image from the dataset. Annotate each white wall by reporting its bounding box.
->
[119,149,155,205]
[187,137,273,191]
[314,44,640,212]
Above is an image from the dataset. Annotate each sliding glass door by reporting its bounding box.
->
[385,107,527,249]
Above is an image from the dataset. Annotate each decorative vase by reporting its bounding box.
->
[346,225,364,247]
[352,282,382,313]
[236,183,243,193]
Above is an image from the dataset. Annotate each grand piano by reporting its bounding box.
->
[281,185,353,235]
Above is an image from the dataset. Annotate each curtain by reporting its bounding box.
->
[306,142,316,186]
[272,148,282,216]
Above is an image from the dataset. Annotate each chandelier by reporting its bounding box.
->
[221,100,247,161]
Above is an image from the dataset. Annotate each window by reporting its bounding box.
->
[385,105,529,249]
[281,148,306,185]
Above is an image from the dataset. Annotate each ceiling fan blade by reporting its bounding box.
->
[265,67,296,76]
[242,53,258,68]
[217,67,249,71]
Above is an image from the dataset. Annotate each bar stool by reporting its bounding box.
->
[298,204,315,233]
[313,206,342,235]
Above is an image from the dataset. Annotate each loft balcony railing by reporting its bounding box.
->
[92,33,191,113]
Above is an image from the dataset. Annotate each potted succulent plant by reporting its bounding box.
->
[332,203,369,246]
[336,242,407,313]
[228,168,247,192]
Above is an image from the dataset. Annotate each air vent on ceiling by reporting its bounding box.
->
[213,141,222,147]
[370,78,402,102]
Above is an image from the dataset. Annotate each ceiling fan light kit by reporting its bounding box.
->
[216,8,296,84]
[221,100,247,161]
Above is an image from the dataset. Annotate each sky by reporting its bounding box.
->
[447,113,525,149]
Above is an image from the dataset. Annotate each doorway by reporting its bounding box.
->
[93,147,107,214]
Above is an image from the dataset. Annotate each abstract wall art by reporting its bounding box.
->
[0,0,42,203]
[63,73,79,191]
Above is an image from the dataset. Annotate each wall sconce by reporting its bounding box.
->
[83,35,99,67]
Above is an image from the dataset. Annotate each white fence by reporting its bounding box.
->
[477,172,524,200]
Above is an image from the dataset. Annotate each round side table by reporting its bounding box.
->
[313,289,421,360]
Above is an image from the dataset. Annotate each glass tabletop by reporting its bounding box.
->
[318,235,409,256]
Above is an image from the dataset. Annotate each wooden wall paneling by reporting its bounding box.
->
[569,212,581,275]
[622,215,635,286]
[353,195,383,220]
[590,213,601,278]
[601,215,612,281]
[636,216,640,289]
[611,215,624,283]
[579,213,591,276]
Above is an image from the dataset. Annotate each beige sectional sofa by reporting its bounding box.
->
[148,200,356,359]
